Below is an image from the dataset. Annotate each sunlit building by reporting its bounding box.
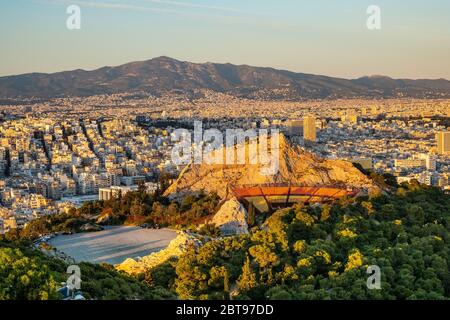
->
[303,116,317,143]
[436,131,450,155]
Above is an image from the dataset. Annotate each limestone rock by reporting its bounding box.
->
[96,212,113,225]
[79,223,103,232]
[211,198,249,235]
[116,231,204,275]
[164,133,378,200]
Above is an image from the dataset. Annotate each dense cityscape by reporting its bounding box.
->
[1,93,449,234]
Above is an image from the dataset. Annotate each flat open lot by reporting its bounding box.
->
[48,226,177,265]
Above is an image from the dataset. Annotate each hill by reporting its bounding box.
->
[164,133,378,199]
[1,56,450,99]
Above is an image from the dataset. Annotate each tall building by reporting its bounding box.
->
[436,131,450,155]
[421,154,437,171]
[303,116,317,143]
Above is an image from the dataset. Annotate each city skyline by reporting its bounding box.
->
[1,0,450,79]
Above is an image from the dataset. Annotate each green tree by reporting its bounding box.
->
[0,247,59,300]
[237,256,257,293]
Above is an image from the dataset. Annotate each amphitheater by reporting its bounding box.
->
[231,183,359,213]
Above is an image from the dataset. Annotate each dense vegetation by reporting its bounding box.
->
[168,183,450,300]
[1,186,221,300]
[0,240,175,300]
[2,181,449,300]
[14,187,221,240]
[6,211,91,241]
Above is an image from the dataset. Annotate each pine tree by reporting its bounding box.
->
[223,268,230,297]
[237,256,257,292]
[248,203,255,227]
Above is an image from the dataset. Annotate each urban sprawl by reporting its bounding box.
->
[0,91,449,234]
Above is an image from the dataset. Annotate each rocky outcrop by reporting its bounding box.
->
[96,212,114,225]
[79,223,103,232]
[211,198,249,235]
[116,231,204,275]
[164,133,378,199]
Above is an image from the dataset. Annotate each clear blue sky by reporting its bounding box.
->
[1,0,449,79]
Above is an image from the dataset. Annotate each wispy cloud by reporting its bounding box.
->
[42,0,193,15]
[42,0,247,16]
[141,0,246,14]
[39,0,299,31]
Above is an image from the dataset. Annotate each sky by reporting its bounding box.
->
[0,0,449,79]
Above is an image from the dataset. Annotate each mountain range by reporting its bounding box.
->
[1,56,450,100]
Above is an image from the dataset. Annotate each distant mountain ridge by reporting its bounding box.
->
[1,56,450,100]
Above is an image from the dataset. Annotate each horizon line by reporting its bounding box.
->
[0,55,449,82]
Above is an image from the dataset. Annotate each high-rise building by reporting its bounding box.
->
[421,154,437,171]
[436,131,450,155]
[303,116,317,143]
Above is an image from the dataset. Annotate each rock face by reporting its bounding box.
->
[96,211,114,225]
[116,231,204,275]
[79,223,103,232]
[164,134,377,200]
[211,198,249,236]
